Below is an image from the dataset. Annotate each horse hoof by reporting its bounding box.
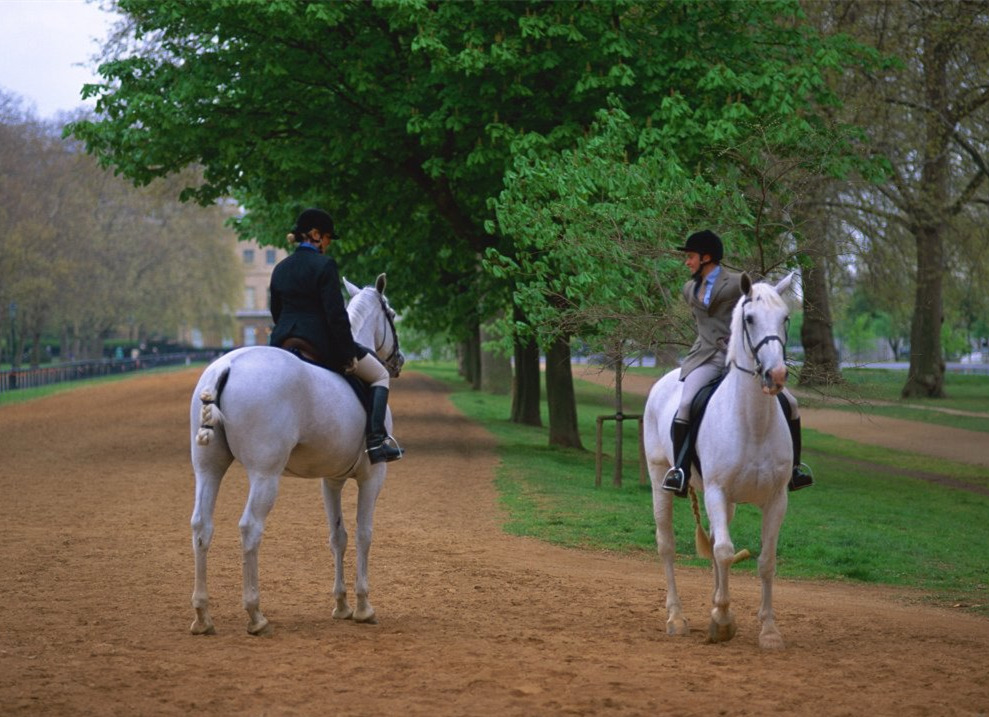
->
[332,605,354,620]
[190,618,215,636]
[247,616,271,636]
[354,609,377,625]
[666,617,690,636]
[759,629,785,650]
[707,619,737,644]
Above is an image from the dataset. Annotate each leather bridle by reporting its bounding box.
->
[731,297,789,378]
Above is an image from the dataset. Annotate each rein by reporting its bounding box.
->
[374,294,403,377]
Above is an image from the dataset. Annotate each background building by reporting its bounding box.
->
[237,240,288,347]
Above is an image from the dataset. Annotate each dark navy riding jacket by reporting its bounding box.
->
[269,244,367,371]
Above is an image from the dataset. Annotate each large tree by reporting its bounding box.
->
[822,0,989,397]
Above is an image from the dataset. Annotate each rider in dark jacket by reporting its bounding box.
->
[269,208,402,464]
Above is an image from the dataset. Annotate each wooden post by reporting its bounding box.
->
[595,413,645,488]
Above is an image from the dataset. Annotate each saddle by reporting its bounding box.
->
[675,377,791,477]
[279,337,324,365]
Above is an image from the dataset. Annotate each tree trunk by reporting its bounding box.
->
[511,331,542,426]
[480,321,512,395]
[903,222,945,397]
[545,334,583,449]
[902,24,948,399]
[799,253,842,386]
[458,322,481,390]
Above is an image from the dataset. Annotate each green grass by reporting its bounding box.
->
[412,360,989,617]
[792,368,989,433]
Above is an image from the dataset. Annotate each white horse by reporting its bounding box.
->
[188,273,403,636]
[644,272,794,649]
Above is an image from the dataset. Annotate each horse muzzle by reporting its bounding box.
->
[386,352,406,378]
[761,364,788,395]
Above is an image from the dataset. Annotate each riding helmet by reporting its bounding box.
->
[293,208,335,239]
[678,230,723,263]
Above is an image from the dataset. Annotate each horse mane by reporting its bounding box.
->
[345,284,378,330]
[724,277,788,368]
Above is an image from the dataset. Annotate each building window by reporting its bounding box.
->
[243,249,255,264]
[244,286,256,311]
[266,249,277,265]
[244,326,257,346]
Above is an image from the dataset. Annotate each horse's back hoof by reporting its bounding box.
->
[332,605,354,620]
[190,618,215,636]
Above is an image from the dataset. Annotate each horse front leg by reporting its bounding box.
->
[704,489,737,643]
[189,456,230,635]
[649,469,688,635]
[756,492,788,650]
[352,468,386,624]
[239,474,280,635]
[321,477,353,620]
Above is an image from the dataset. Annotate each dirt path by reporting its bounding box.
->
[575,365,989,468]
[1,368,987,716]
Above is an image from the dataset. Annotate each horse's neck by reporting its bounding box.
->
[347,295,375,348]
[719,368,778,427]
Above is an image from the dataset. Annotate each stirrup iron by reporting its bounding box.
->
[661,466,687,496]
[788,462,814,491]
[367,435,404,464]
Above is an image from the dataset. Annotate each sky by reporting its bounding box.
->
[0,0,121,119]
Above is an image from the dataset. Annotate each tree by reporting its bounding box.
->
[823,0,989,397]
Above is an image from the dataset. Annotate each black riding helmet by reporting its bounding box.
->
[293,208,335,240]
[678,229,723,263]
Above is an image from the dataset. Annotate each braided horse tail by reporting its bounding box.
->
[196,367,230,446]
[689,485,751,564]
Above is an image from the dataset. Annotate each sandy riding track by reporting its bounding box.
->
[1,369,987,716]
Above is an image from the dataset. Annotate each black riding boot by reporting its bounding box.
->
[366,386,403,464]
[787,417,813,491]
[661,419,692,497]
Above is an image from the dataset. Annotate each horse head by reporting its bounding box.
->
[729,272,794,395]
[343,273,405,378]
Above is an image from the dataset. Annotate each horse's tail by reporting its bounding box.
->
[689,486,751,564]
[196,367,230,446]
[689,486,714,559]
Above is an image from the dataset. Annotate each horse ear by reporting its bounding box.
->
[343,277,361,298]
[740,272,752,295]
[774,271,795,296]
[375,273,387,294]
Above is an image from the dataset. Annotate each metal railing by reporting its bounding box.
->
[0,351,223,394]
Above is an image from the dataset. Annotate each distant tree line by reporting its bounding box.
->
[0,92,242,368]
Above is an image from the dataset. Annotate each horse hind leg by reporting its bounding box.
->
[239,473,281,635]
[649,461,688,636]
[756,496,788,650]
[189,453,231,635]
[321,478,354,620]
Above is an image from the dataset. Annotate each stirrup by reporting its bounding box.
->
[661,466,688,497]
[367,435,404,464]
[788,463,814,491]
